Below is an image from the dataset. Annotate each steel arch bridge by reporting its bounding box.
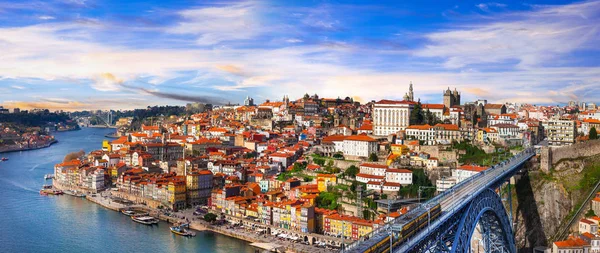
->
[346,148,535,253]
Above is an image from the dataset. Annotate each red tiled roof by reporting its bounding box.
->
[360,163,388,169]
[345,134,376,142]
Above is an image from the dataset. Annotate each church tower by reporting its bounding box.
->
[408,81,414,101]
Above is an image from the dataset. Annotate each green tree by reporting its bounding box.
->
[204,213,217,222]
[590,127,598,140]
[333,153,344,159]
[410,102,424,125]
[344,165,359,177]
[585,209,596,217]
[368,153,378,162]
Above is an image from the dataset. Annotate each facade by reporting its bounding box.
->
[547,119,577,147]
[405,124,461,145]
[443,87,461,108]
[373,100,415,136]
[342,135,378,158]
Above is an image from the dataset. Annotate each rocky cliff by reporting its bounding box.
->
[513,154,600,252]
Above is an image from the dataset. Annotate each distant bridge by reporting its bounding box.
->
[347,148,535,253]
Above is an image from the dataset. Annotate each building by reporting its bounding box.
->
[405,124,461,145]
[186,169,214,207]
[443,87,461,108]
[373,99,415,136]
[342,134,378,158]
[244,96,255,106]
[579,218,598,235]
[552,236,590,253]
[547,119,577,147]
[484,104,507,115]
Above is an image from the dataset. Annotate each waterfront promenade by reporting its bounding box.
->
[86,191,331,253]
[69,186,336,253]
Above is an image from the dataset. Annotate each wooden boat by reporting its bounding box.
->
[170,223,196,237]
[1,157,8,161]
[131,216,159,225]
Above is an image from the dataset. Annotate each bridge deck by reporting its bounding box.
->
[347,149,534,253]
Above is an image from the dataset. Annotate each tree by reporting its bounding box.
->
[204,213,217,223]
[345,165,359,178]
[410,102,424,125]
[585,209,596,217]
[333,153,344,159]
[368,153,378,162]
[590,127,598,140]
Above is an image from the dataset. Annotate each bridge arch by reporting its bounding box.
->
[452,188,515,253]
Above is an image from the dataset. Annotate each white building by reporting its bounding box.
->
[359,163,388,176]
[342,135,378,158]
[385,168,413,185]
[373,100,415,136]
[405,124,462,145]
[91,168,105,192]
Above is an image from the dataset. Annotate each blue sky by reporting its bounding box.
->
[0,0,598,111]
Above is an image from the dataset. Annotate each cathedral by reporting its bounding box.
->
[443,87,461,108]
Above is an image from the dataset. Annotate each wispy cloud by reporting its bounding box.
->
[476,2,507,12]
[167,2,261,45]
[416,1,600,69]
[11,85,25,90]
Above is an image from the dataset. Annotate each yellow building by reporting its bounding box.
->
[168,176,187,211]
[102,140,111,152]
[390,144,408,155]
[317,174,337,192]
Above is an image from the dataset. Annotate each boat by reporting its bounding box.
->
[131,216,159,225]
[63,190,86,197]
[170,223,196,237]
[1,157,7,161]
[44,174,54,180]
[122,210,136,216]
[40,185,63,195]
[122,209,149,217]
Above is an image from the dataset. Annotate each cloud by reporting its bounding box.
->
[476,2,507,12]
[1,100,91,110]
[92,73,123,91]
[286,38,303,43]
[416,1,600,69]
[11,85,25,90]
[167,2,261,45]
[38,15,55,20]
[215,64,246,76]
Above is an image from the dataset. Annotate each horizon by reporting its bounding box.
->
[1,0,599,111]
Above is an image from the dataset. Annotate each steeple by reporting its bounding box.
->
[408,81,414,101]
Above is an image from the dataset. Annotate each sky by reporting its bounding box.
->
[0,0,599,111]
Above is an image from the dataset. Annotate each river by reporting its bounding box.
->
[0,128,253,253]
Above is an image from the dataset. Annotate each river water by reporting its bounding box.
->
[0,128,253,253]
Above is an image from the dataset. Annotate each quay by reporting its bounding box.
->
[53,183,334,253]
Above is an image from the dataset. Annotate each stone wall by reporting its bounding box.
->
[540,140,600,172]
[419,146,458,165]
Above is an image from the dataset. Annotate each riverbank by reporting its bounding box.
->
[0,139,58,154]
[53,183,330,253]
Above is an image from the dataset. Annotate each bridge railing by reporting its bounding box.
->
[345,148,535,251]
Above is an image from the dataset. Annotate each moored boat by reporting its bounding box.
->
[170,223,196,237]
[122,210,136,216]
[63,190,86,197]
[44,174,54,180]
[131,216,159,225]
